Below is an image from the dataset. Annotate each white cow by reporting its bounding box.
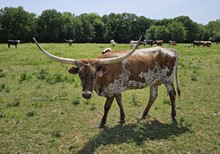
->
[110,39,116,47]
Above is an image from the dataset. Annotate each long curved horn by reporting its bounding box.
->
[99,36,142,65]
[33,37,78,65]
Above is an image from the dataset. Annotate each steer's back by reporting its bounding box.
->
[96,47,178,97]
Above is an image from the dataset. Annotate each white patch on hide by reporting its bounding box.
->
[103,60,130,97]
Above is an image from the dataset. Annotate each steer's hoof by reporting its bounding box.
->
[172,117,177,122]
[117,119,125,124]
[141,116,146,120]
[97,123,105,129]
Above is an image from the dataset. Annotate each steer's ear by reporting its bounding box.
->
[96,66,108,77]
[68,66,79,74]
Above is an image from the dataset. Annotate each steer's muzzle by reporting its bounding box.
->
[82,91,92,99]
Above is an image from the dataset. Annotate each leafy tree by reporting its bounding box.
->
[154,18,173,26]
[0,6,220,43]
[36,9,64,42]
[167,21,187,42]
[61,12,83,42]
[204,20,220,41]
[102,13,120,42]
[0,6,36,42]
[146,25,169,41]
[79,13,104,43]
[174,16,201,42]
[137,16,153,40]
[145,25,157,40]
[103,13,139,43]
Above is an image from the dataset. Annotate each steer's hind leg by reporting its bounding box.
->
[98,96,114,128]
[166,83,177,121]
[115,93,125,124]
[141,84,158,119]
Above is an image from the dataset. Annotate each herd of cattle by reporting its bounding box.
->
[192,40,212,47]
[7,39,213,49]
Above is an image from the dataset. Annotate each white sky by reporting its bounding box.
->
[1,0,219,25]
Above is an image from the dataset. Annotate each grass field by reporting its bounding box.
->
[0,42,219,153]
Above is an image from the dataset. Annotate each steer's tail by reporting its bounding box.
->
[175,56,181,100]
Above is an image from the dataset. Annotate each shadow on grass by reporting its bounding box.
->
[77,119,191,153]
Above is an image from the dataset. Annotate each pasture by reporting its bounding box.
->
[0,42,219,153]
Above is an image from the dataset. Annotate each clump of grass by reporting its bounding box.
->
[84,99,90,105]
[0,83,6,92]
[26,111,36,117]
[130,94,140,106]
[191,74,198,81]
[89,103,96,111]
[72,97,80,105]
[33,102,44,108]
[52,130,61,138]
[0,69,6,78]
[32,93,51,102]
[46,73,67,84]
[20,73,27,81]
[163,98,170,105]
[19,72,31,82]
[7,98,20,107]
[0,83,10,93]
[0,111,5,118]
[37,69,49,80]
[83,99,97,111]
[54,91,68,101]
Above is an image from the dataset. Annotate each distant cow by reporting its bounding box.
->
[193,41,211,47]
[202,41,212,47]
[130,40,149,48]
[155,40,163,46]
[8,40,21,48]
[65,39,75,46]
[102,48,112,54]
[193,41,202,47]
[169,41,177,46]
[145,40,155,47]
[110,39,116,47]
[130,40,140,48]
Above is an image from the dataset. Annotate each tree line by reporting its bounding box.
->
[0,6,220,43]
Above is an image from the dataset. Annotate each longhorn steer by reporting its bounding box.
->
[33,37,180,128]
[65,39,75,46]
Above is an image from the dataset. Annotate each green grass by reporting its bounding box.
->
[0,42,220,153]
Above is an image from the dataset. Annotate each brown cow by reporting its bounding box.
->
[33,37,180,128]
[169,41,177,46]
[65,39,75,46]
[155,40,163,46]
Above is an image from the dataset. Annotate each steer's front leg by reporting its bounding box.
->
[98,96,114,128]
[115,93,125,124]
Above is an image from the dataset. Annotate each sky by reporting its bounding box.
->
[1,0,219,25]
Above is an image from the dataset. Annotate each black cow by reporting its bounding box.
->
[8,40,21,48]
[193,41,202,47]
[145,40,155,46]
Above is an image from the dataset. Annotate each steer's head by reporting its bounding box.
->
[33,37,141,99]
[67,59,104,99]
